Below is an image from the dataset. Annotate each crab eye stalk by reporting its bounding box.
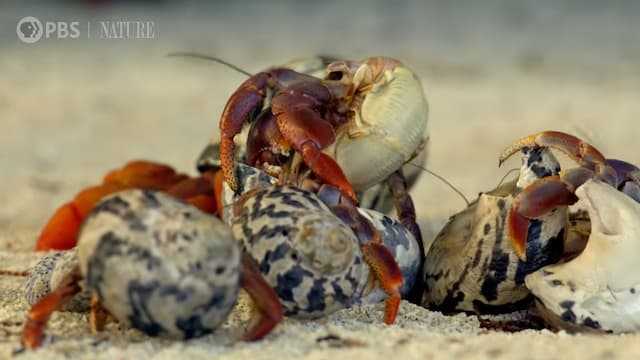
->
[326,71,344,81]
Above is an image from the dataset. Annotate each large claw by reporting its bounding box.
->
[272,82,358,204]
[36,161,220,251]
[508,175,578,259]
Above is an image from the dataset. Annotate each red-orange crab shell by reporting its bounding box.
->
[35,160,224,251]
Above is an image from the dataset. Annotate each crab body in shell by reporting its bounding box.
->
[222,163,420,321]
[218,56,429,202]
[210,56,428,304]
[423,146,567,313]
[230,185,420,319]
[21,189,282,349]
[497,131,640,333]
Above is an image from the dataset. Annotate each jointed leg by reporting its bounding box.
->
[240,253,284,341]
[386,169,424,304]
[22,268,82,349]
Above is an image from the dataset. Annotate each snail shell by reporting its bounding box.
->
[77,189,240,339]
[231,185,369,318]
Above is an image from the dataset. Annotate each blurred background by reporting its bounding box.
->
[1,1,639,247]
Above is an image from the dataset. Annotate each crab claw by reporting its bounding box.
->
[525,179,640,333]
[273,86,358,203]
[506,164,600,260]
[499,131,607,169]
[508,175,578,259]
[500,132,609,261]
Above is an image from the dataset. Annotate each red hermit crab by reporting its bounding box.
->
[425,130,640,334]
[218,56,429,204]
[214,56,429,305]
[499,131,640,333]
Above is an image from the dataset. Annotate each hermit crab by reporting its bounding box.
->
[223,164,421,323]
[423,144,567,313]
[217,56,429,202]
[499,131,640,333]
[424,130,640,334]
[20,189,283,349]
[212,56,428,303]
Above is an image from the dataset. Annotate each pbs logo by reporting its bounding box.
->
[17,16,43,43]
[17,16,80,44]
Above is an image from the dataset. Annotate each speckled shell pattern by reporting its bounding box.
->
[231,185,370,318]
[423,147,568,313]
[76,189,241,339]
[23,248,91,311]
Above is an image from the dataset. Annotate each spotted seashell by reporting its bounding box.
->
[23,248,90,311]
[77,189,240,339]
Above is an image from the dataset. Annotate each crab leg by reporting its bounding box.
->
[499,131,607,169]
[361,243,403,324]
[22,269,82,350]
[386,169,424,303]
[89,293,110,334]
[239,253,284,341]
[330,202,402,324]
[219,69,322,192]
[219,72,271,192]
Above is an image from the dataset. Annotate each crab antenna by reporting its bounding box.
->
[0,270,29,277]
[167,52,253,77]
[406,162,470,206]
[496,168,520,188]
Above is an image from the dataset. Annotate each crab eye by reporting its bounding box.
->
[327,71,344,80]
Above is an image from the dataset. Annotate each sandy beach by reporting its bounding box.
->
[1,1,640,359]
